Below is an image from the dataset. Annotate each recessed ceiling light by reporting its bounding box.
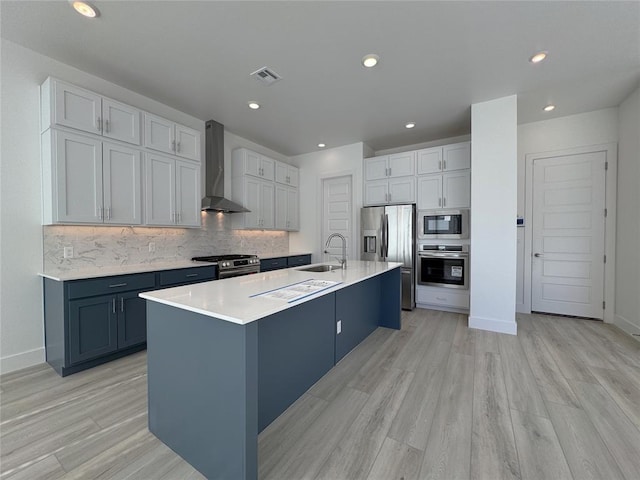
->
[543,104,556,112]
[318,143,326,148]
[248,101,260,110]
[70,0,99,18]
[362,54,380,68]
[405,122,416,129]
[529,51,548,64]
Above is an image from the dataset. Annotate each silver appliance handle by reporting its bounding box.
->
[380,214,386,258]
[418,252,469,259]
[385,214,390,258]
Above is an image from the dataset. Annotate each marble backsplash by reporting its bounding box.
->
[43,212,289,272]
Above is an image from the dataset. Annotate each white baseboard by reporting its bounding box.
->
[468,315,518,335]
[613,315,640,341]
[515,303,530,314]
[0,347,45,375]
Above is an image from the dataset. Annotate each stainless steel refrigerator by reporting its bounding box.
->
[361,204,415,310]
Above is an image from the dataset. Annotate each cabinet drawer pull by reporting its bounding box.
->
[436,296,447,301]
[109,283,127,288]
[185,273,199,277]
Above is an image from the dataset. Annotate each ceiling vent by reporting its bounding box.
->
[250,66,282,86]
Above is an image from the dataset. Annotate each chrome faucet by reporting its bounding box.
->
[325,233,347,269]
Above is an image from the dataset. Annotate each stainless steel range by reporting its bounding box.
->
[192,254,260,279]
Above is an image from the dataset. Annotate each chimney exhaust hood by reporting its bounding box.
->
[201,120,249,213]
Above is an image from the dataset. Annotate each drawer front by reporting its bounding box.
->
[287,255,311,267]
[416,287,469,309]
[159,266,216,287]
[260,257,288,271]
[68,273,156,299]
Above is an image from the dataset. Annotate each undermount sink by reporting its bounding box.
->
[297,264,343,272]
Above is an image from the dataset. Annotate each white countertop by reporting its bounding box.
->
[140,260,402,325]
[259,252,312,260]
[39,260,216,281]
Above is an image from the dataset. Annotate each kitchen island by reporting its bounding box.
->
[140,260,402,480]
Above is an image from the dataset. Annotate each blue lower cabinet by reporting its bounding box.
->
[69,294,119,365]
[260,257,288,272]
[286,255,311,267]
[117,291,148,349]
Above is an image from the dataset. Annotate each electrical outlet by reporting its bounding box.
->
[336,320,342,334]
[63,246,74,259]
[148,242,156,253]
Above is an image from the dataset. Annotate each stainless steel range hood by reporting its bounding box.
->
[201,120,249,213]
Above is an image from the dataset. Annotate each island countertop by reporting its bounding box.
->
[140,260,402,325]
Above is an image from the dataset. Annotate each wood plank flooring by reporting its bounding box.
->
[2,310,639,480]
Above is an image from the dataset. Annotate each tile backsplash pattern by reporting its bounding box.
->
[43,213,289,272]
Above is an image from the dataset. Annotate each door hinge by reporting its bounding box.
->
[603,301,606,309]
[604,208,608,217]
[605,161,609,171]
[604,254,607,263]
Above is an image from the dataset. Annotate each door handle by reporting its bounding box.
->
[112,298,116,314]
[120,297,124,312]
[534,253,543,257]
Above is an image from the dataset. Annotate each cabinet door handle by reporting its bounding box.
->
[177,142,181,153]
[97,207,102,220]
[443,198,447,207]
[120,297,124,312]
[438,198,442,207]
[112,298,116,314]
[97,117,102,132]
[186,273,198,277]
[105,207,111,220]
[172,140,176,152]
[439,161,442,170]
[443,160,447,170]
[436,296,447,301]
[388,167,392,176]
[109,283,127,288]
[105,119,110,133]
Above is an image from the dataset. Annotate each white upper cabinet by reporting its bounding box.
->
[102,142,142,225]
[102,98,141,145]
[364,152,416,205]
[231,176,275,230]
[418,171,470,209]
[144,113,201,161]
[417,175,444,210]
[364,152,415,181]
[144,153,201,227]
[234,148,275,181]
[42,78,141,145]
[417,142,470,175]
[275,161,299,187]
[275,184,299,231]
[42,130,142,225]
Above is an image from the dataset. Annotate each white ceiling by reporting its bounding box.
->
[2,1,639,156]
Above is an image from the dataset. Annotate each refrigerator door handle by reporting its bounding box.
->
[385,214,390,258]
[380,214,386,258]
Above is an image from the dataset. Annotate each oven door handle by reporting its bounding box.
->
[418,252,469,258]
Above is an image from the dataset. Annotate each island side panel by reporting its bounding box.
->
[257,294,336,432]
[379,267,402,329]
[146,302,258,480]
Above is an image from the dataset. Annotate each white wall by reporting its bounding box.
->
[289,143,364,262]
[615,86,640,335]
[0,40,289,374]
[469,96,518,335]
[516,108,619,312]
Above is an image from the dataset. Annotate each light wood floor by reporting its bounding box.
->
[1,310,639,480]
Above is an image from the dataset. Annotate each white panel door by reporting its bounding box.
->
[144,153,176,225]
[322,175,353,261]
[54,130,103,223]
[175,160,201,227]
[388,176,416,204]
[417,175,443,210]
[54,81,102,135]
[260,181,275,229]
[364,156,388,181]
[102,98,141,145]
[175,125,201,161]
[102,143,142,225]
[275,184,288,230]
[442,171,471,208]
[443,142,471,171]
[417,147,443,175]
[388,151,415,177]
[144,113,175,155]
[364,179,389,205]
[532,152,606,319]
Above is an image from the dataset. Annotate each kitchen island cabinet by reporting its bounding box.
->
[141,260,401,480]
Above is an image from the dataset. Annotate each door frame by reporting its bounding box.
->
[319,172,356,262]
[523,143,617,322]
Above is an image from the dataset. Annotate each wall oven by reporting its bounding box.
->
[418,209,469,239]
[418,245,469,289]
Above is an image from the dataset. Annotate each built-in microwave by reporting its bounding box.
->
[418,209,469,239]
